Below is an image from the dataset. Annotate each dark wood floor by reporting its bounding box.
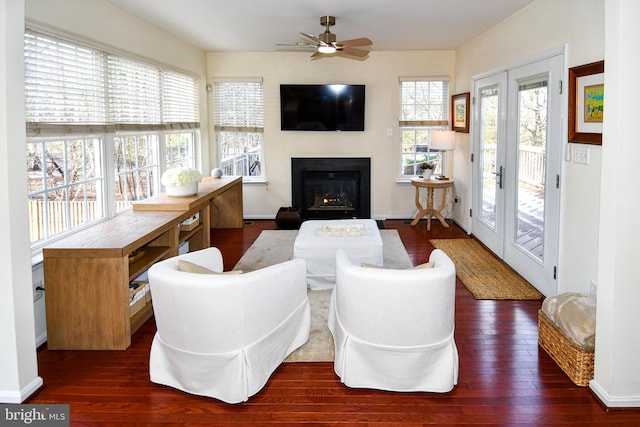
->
[30,219,640,425]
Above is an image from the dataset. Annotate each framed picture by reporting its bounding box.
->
[451,92,470,133]
[568,60,604,145]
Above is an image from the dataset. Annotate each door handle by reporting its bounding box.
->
[493,166,504,189]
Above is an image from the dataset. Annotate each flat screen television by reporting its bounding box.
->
[280,84,365,131]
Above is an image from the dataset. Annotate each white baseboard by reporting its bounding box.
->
[242,214,275,220]
[590,380,640,408]
[0,376,43,403]
[35,332,47,348]
[242,214,469,227]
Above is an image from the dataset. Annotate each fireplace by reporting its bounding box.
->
[291,157,371,220]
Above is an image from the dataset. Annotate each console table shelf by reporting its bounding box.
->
[128,246,172,282]
[43,176,243,350]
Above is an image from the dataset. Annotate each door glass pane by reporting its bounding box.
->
[479,87,499,228]
[515,80,547,260]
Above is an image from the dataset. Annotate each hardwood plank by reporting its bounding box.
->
[28,219,640,425]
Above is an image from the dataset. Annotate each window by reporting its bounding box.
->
[165,131,196,170]
[113,133,160,213]
[398,78,449,178]
[213,80,264,180]
[25,28,199,247]
[27,137,105,242]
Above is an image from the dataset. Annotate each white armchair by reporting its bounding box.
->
[328,248,458,393]
[148,247,310,403]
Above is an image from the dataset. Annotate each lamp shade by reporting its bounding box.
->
[430,130,456,151]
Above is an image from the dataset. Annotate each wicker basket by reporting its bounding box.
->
[179,214,200,231]
[538,309,594,386]
[129,281,150,317]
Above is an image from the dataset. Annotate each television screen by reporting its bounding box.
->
[280,84,365,131]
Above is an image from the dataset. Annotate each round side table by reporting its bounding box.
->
[410,177,454,231]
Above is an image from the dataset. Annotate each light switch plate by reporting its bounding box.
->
[574,146,590,165]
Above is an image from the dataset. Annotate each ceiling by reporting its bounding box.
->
[106,0,535,52]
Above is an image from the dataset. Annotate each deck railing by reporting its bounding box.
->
[29,200,129,242]
[220,149,261,177]
[31,147,545,242]
[482,144,545,188]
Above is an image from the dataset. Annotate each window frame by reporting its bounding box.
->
[112,132,161,213]
[27,135,107,246]
[25,26,200,252]
[397,77,450,181]
[213,79,265,182]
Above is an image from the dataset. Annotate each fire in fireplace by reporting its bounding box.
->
[315,192,353,209]
[306,170,357,213]
[291,158,371,220]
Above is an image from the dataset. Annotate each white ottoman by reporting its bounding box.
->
[293,219,383,290]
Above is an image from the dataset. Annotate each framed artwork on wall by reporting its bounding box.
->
[568,60,604,145]
[451,92,470,133]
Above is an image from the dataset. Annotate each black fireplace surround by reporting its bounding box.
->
[291,157,371,220]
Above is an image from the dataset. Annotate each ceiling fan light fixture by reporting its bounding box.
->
[318,45,336,54]
[290,15,372,60]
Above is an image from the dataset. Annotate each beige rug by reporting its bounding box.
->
[430,238,544,300]
[233,229,413,362]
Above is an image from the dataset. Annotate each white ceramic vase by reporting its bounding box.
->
[421,169,433,179]
[165,182,198,197]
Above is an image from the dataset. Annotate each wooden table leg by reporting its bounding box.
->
[410,185,427,226]
[432,187,450,229]
[426,187,434,231]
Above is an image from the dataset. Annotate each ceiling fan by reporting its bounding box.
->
[278,16,373,60]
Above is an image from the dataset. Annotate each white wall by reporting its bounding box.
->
[454,0,605,296]
[590,0,640,408]
[207,50,456,220]
[0,0,43,403]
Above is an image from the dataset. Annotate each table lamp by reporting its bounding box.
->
[430,130,456,180]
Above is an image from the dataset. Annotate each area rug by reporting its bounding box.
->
[430,238,543,300]
[233,229,413,362]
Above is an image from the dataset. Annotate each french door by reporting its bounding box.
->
[472,53,563,297]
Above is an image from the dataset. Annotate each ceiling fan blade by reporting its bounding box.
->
[275,43,315,49]
[300,32,322,45]
[310,50,331,59]
[337,46,370,58]
[335,37,372,48]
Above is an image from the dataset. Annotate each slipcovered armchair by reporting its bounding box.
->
[328,248,458,393]
[148,247,310,403]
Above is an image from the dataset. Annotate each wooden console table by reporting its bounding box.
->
[410,177,454,231]
[133,176,243,229]
[43,176,243,350]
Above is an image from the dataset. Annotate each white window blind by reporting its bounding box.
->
[398,78,449,127]
[24,31,107,125]
[107,55,161,124]
[163,70,199,124]
[214,81,264,132]
[25,29,200,136]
